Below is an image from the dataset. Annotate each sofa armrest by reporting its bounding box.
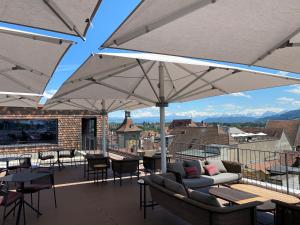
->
[222,160,242,173]
[272,200,300,211]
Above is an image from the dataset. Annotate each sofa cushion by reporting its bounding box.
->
[182,176,214,188]
[164,178,187,196]
[184,166,200,178]
[207,159,227,173]
[188,189,222,207]
[204,164,220,176]
[210,173,242,185]
[184,160,205,175]
[168,162,186,177]
[150,174,165,186]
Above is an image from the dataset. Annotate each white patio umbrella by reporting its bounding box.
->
[0,0,101,39]
[50,52,300,172]
[0,27,73,95]
[0,92,42,108]
[102,0,300,74]
[44,98,149,153]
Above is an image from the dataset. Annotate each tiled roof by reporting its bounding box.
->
[241,127,283,139]
[246,160,279,174]
[116,116,142,133]
[266,120,300,146]
[168,119,197,130]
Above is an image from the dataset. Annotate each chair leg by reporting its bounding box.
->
[37,191,40,217]
[22,201,26,225]
[53,187,57,208]
[2,206,7,225]
[113,172,115,183]
[119,175,122,186]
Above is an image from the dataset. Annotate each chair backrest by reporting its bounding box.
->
[32,172,54,186]
[143,156,161,171]
[70,149,76,157]
[273,200,300,225]
[88,157,110,169]
[38,151,43,159]
[112,158,139,173]
[19,154,32,168]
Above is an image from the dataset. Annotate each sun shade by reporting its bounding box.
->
[102,0,300,74]
[44,98,149,113]
[0,27,73,95]
[52,52,300,105]
[0,0,101,39]
[0,93,41,108]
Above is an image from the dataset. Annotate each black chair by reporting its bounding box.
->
[272,200,300,225]
[38,151,55,168]
[17,172,57,216]
[0,183,23,225]
[112,158,139,186]
[18,154,32,171]
[143,156,161,174]
[87,157,110,183]
[58,149,76,166]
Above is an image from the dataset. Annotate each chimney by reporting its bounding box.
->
[125,110,131,118]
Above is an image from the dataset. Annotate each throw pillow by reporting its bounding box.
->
[184,166,200,178]
[184,160,204,175]
[204,164,220,176]
[164,178,188,196]
[207,159,227,173]
[188,190,222,207]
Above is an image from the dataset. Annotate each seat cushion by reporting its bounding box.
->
[0,192,22,205]
[168,162,186,178]
[207,159,227,173]
[210,173,242,185]
[188,189,223,207]
[164,178,187,196]
[182,176,215,188]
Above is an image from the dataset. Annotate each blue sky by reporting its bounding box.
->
[1,0,300,120]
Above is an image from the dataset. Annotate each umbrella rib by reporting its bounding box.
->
[92,80,156,104]
[109,101,134,112]
[106,100,117,112]
[167,67,215,101]
[126,61,156,100]
[84,99,100,111]
[15,96,36,107]
[170,70,238,102]
[43,0,85,40]
[0,72,40,93]
[136,59,160,102]
[250,26,300,65]
[65,100,100,113]
[105,0,215,47]
[0,54,48,77]
[163,62,178,100]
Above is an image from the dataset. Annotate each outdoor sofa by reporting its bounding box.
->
[143,174,260,225]
[167,159,242,189]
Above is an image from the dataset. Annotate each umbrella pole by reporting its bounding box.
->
[158,62,167,173]
[101,100,107,154]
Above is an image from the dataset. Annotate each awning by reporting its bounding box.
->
[44,98,149,113]
[102,0,300,74]
[0,93,41,108]
[0,27,73,95]
[0,0,101,39]
[52,52,300,104]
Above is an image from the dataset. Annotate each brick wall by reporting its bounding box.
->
[0,107,108,154]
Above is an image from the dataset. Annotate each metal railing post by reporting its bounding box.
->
[284,153,289,194]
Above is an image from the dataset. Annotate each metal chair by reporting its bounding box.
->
[58,149,76,166]
[18,154,32,171]
[0,183,23,225]
[38,151,54,169]
[87,156,110,182]
[112,158,140,186]
[17,172,57,216]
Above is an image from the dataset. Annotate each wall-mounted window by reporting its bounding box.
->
[0,119,58,145]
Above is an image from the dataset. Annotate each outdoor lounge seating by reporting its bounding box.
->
[86,155,110,182]
[167,159,242,189]
[272,200,300,225]
[143,155,161,174]
[143,174,260,225]
[38,151,55,168]
[58,149,76,167]
[112,158,139,186]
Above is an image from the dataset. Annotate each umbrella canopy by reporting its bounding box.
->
[51,52,300,172]
[0,27,73,95]
[0,0,101,39]
[44,98,149,113]
[0,93,41,108]
[102,0,300,74]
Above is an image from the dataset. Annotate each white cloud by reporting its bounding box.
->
[43,89,57,99]
[277,97,300,107]
[277,71,290,76]
[286,85,300,95]
[230,92,252,98]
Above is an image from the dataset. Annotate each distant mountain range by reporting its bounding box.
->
[109,109,300,124]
